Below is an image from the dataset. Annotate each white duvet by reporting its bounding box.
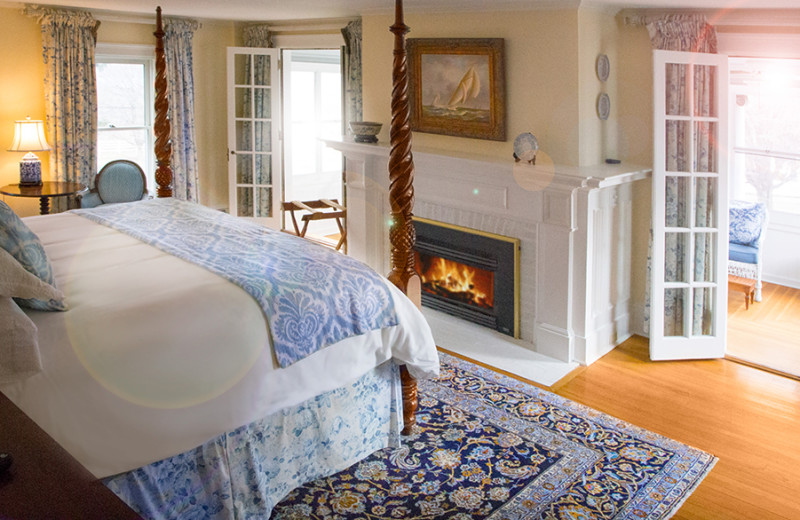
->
[0,212,438,478]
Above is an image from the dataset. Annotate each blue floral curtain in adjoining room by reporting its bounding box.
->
[31,7,98,211]
[243,24,273,48]
[341,19,363,133]
[242,24,273,120]
[241,24,274,217]
[643,14,718,337]
[164,18,200,202]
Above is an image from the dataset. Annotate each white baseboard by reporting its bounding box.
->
[763,275,800,290]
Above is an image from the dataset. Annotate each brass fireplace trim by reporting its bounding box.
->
[413,216,521,339]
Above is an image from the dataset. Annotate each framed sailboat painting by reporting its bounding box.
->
[407,38,506,141]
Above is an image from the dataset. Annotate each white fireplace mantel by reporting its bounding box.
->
[325,138,651,366]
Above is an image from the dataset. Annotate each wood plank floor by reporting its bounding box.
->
[551,335,800,519]
[727,281,800,378]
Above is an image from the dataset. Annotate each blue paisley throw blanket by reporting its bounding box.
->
[74,199,397,367]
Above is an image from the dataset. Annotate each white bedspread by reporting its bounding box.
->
[0,212,438,478]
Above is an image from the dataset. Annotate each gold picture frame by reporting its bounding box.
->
[407,38,506,141]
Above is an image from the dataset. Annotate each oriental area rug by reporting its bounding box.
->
[271,352,716,519]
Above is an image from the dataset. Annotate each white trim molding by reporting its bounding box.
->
[325,138,650,366]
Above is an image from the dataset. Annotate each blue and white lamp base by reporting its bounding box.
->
[19,153,42,186]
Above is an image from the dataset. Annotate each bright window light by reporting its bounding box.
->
[96,56,155,192]
[730,57,800,215]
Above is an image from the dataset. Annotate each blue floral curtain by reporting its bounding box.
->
[164,18,200,202]
[644,14,718,337]
[31,7,98,210]
[341,19,363,131]
[243,25,273,48]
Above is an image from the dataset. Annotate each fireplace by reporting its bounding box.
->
[413,217,519,337]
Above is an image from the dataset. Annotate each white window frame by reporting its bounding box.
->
[95,43,156,190]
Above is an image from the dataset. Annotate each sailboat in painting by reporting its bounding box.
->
[424,65,490,123]
[446,66,480,108]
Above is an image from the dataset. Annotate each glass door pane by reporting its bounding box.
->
[227,47,280,228]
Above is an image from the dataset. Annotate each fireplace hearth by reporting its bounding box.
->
[413,218,519,337]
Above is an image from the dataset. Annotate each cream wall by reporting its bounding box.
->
[577,8,619,166]
[362,9,583,166]
[616,18,654,333]
[0,8,234,217]
[0,7,48,217]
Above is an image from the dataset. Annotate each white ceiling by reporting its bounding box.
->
[18,0,800,22]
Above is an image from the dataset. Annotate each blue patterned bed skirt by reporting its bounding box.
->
[104,362,402,519]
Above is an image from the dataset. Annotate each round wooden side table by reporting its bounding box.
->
[0,181,87,215]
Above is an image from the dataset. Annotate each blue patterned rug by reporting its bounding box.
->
[271,352,716,519]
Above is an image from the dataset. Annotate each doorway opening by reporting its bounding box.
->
[281,48,344,248]
[726,56,800,379]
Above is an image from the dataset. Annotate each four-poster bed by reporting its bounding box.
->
[151,4,423,433]
[0,1,433,518]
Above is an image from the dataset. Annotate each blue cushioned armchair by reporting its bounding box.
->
[79,160,148,208]
[728,200,768,302]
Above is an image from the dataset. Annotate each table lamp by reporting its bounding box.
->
[8,117,51,186]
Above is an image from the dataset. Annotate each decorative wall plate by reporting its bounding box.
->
[513,132,538,164]
[596,54,609,82]
[597,93,610,120]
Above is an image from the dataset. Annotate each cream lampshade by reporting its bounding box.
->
[8,117,51,186]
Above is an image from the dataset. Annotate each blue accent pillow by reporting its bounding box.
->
[0,200,66,311]
[729,200,765,246]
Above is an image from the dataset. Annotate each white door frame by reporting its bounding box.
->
[650,49,729,360]
[226,47,282,229]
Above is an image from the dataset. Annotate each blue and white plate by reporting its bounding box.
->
[597,93,610,120]
[513,132,538,163]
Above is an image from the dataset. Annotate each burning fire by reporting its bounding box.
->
[417,255,493,309]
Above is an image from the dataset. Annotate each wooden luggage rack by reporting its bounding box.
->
[282,199,347,251]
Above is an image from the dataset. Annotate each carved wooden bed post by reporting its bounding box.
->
[388,0,421,435]
[153,6,172,198]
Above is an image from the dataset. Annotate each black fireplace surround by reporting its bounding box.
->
[413,218,519,338]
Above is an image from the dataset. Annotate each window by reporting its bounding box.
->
[282,49,342,204]
[730,57,800,215]
[95,45,155,191]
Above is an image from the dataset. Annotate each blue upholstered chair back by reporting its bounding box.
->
[728,200,768,300]
[80,160,147,208]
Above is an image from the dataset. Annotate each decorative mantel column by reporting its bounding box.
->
[325,138,651,366]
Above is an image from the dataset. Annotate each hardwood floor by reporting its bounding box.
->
[551,335,800,520]
[727,281,800,379]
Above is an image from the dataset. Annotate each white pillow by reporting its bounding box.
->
[0,247,65,303]
[0,296,42,384]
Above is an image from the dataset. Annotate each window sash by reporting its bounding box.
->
[95,49,155,191]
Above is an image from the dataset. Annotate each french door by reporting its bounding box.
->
[650,49,729,360]
[227,47,281,229]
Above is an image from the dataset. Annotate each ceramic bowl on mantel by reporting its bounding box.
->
[349,121,382,143]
